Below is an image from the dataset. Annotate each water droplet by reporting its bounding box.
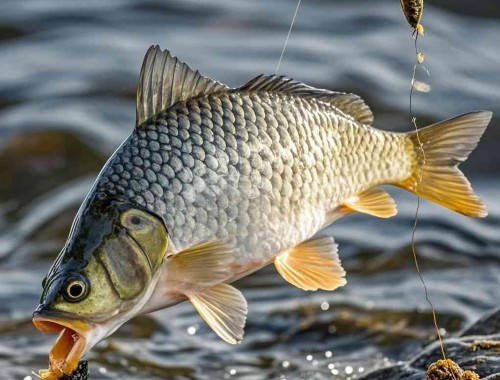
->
[282,360,290,368]
[332,369,339,375]
[320,301,330,311]
[99,367,108,374]
[359,367,365,373]
[345,366,353,375]
[325,350,332,358]
[187,326,197,335]
[328,363,335,370]
[306,354,313,361]
[24,376,33,380]
[229,369,237,375]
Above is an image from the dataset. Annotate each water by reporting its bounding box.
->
[0,0,499,379]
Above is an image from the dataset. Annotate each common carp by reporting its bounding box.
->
[32,45,491,379]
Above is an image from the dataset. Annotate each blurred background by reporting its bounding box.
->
[0,0,498,379]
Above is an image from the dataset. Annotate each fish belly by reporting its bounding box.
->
[96,91,412,270]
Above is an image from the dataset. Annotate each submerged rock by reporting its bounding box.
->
[360,306,500,380]
[56,308,500,380]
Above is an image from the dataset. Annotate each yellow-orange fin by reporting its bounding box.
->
[400,111,492,217]
[274,236,346,291]
[342,188,397,218]
[189,284,247,344]
[168,240,236,287]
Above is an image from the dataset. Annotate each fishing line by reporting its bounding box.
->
[276,0,302,74]
[409,32,448,363]
[275,0,449,365]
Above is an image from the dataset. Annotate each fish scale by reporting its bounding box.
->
[96,91,410,263]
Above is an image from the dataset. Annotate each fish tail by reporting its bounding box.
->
[398,111,492,217]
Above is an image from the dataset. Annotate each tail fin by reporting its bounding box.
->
[399,111,492,217]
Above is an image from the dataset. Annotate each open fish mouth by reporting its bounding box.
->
[32,311,90,379]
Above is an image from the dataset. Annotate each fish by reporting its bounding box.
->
[32,45,492,379]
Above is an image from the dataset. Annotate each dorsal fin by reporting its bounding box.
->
[238,74,373,125]
[136,45,228,127]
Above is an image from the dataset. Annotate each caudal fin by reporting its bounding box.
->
[399,111,492,217]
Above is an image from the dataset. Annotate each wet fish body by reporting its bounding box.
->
[99,87,408,268]
[32,45,491,379]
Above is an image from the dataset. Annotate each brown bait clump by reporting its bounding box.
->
[400,0,423,28]
[469,340,500,352]
[426,359,480,380]
[400,0,425,35]
[34,361,89,380]
[59,361,89,380]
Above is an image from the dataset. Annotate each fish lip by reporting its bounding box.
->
[32,308,90,335]
[33,308,91,377]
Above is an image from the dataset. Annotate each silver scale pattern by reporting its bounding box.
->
[96,91,410,262]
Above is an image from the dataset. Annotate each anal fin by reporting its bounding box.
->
[274,237,346,291]
[341,188,397,218]
[189,284,248,344]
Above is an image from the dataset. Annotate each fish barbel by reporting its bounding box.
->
[33,45,491,379]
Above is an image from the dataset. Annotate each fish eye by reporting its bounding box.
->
[130,216,142,225]
[62,276,90,302]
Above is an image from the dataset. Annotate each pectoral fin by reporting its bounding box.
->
[189,284,248,344]
[168,240,236,287]
[342,188,397,218]
[172,240,247,344]
[139,240,237,315]
[274,237,346,291]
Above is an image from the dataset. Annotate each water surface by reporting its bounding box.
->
[0,1,499,379]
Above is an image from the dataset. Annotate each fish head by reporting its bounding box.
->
[32,195,168,376]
